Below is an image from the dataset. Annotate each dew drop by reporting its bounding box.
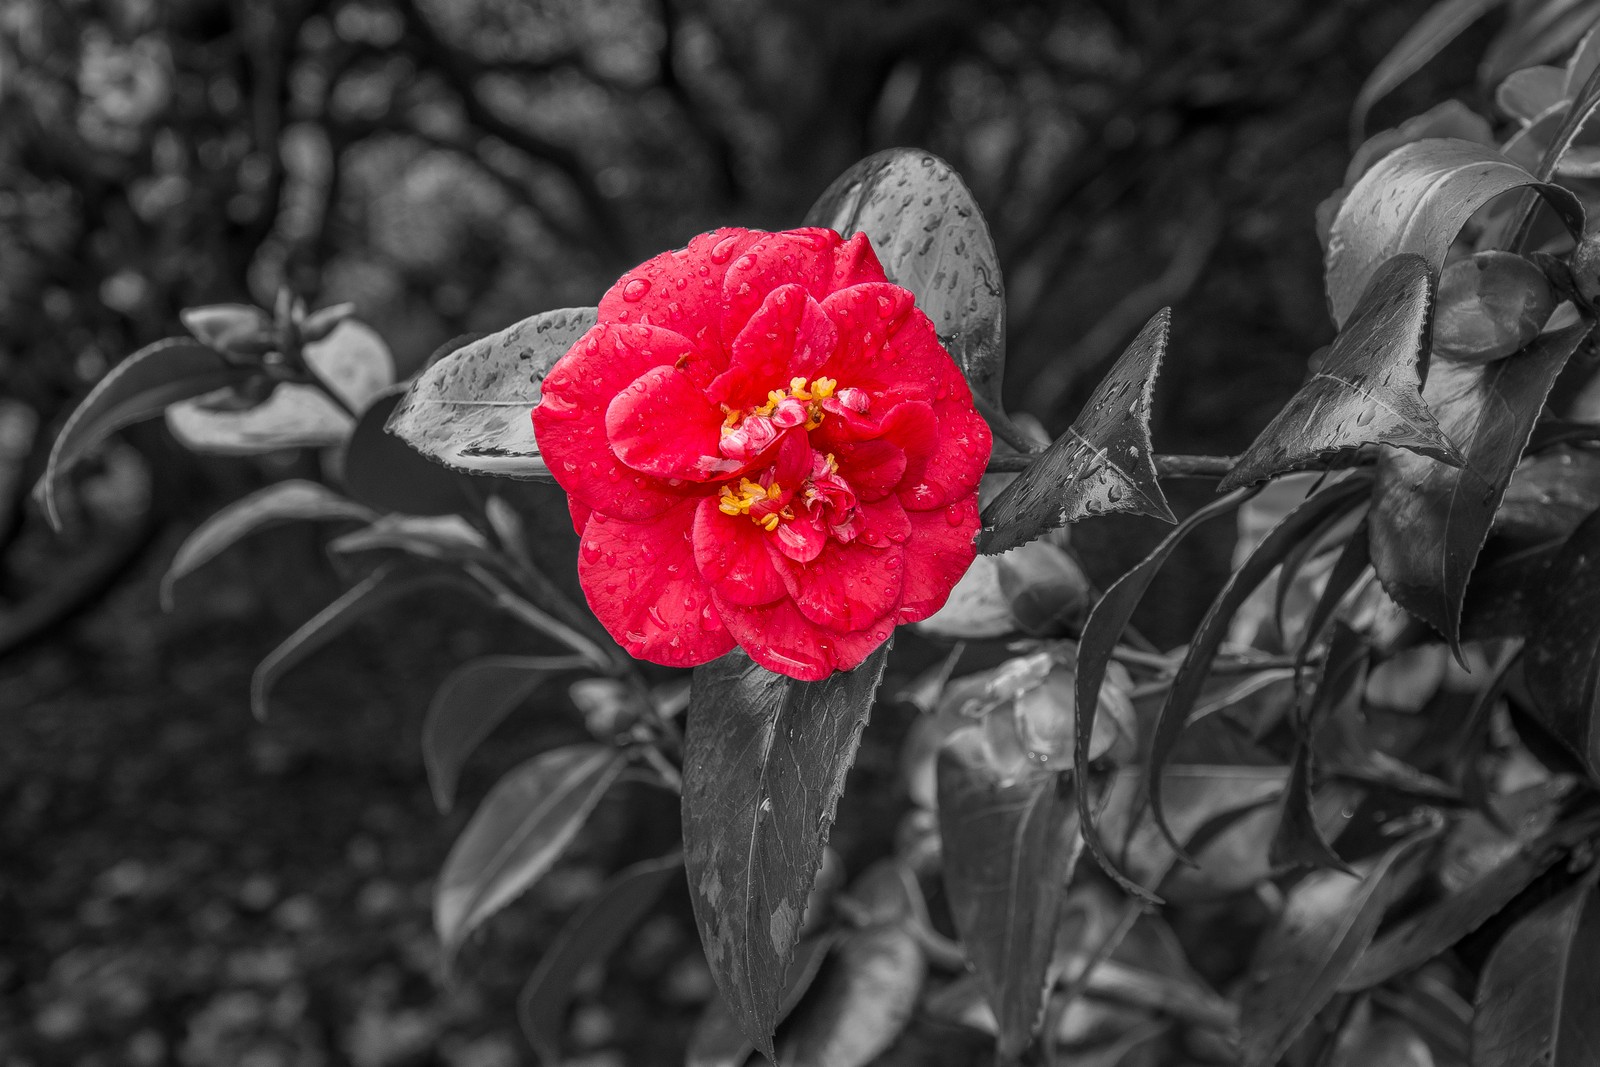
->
[623,278,651,302]
[710,235,741,263]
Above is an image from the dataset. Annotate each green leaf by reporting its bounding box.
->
[1324,139,1582,327]
[804,148,1006,408]
[251,564,474,720]
[1342,841,1563,992]
[1472,869,1600,1067]
[1524,506,1600,778]
[517,853,682,1066]
[980,309,1174,554]
[1493,445,1600,548]
[778,924,926,1067]
[328,514,492,566]
[435,744,625,966]
[1350,0,1507,142]
[682,645,890,1061]
[1434,252,1556,363]
[385,306,597,479]
[423,655,583,813]
[1148,477,1372,855]
[1237,829,1438,1067]
[160,480,375,611]
[687,934,836,1067]
[34,337,255,529]
[1370,323,1589,653]
[1222,256,1460,492]
[937,725,1084,1063]
[1072,488,1255,899]
[1481,0,1600,91]
[166,320,394,454]
[341,385,472,516]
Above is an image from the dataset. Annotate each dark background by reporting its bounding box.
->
[0,0,1474,1064]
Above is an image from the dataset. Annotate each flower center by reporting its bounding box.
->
[716,451,861,543]
[717,475,794,531]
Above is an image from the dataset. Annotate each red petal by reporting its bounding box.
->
[896,495,981,624]
[899,397,991,511]
[830,231,889,290]
[709,284,837,409]
[566,494,592,533]
[692,497,787,606]
[578,504,734,667]
[854,494,912,549]
[712,593,893,681]
[773,512,827,563]
[720,229,843,347]
[598,228,763,380]
[534,324,696,521]
[605,365,740,480]
[776,534,906,632]
[828,438,905,501]
[818,285,958,406]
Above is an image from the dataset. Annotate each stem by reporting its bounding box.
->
[465,562,616,674]
[638,745,683,793]
[985,451,1238,479]
[302,370,360,419]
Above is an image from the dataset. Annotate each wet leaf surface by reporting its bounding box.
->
[778,923,926,1067]
[1324,139,1582,326]
[804,148,1006,408]
[386,307,596,479]
[1370,323,1589,651]
[980,309,1174,554]
[937,725,1083,1063]
[681,646,889,1060]
[1223,255,1458,491]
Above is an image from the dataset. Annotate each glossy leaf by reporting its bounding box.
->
[1350,0,1506,141]
[1342,842,1562,991]
[804,148,1006,407]
[1482,0,1600,95]
[1223,255,1459,491]
[1433,252,1556,363]
[779,924,926,1067]
[436,744,625,965]
[517,854,682,1066]
[385,306,597,479]
[1237,829,1437,1067]
[251,564,474,721]
[341,385,472,516]
[1148,477,1372,853]
[682,645,890,1060]
[1370,323,1589,652]
[424,655,583,813]
[1525,506,1600,778]
[937,725,1083,1063]
[34,337,254,528]
[328,514,491,565]
[1324,139,1582,326]
[166,320,394,454]
[980,309,1174,554]
[1493,446,1600,548]
[1472,871,1600,1066]
[1073,489,1255,899]
[160,480,375,610]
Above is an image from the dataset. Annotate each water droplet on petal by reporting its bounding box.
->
[623,278,651,302]
[711,235,741,263]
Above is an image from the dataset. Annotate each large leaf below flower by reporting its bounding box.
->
[385,307,597,479]
[1524,507,1600,779]
[435,744,625,967]
[804,148,1006,408]
[979,310,1174,554]
[1325,139,1582,326]
[937,725,1083,1063]
[1472,871,1600,1067]
[1370,323,1589,652]
[34,337,255,529]
[682,645,890,1060]
[1222,255,1460,491]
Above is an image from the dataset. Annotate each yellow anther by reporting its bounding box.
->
[822,452,838,475]
[760,513,780,531]
[765,482,782,500]
[811,377,836,399]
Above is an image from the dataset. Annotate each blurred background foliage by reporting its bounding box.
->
[0,0,1478,1064]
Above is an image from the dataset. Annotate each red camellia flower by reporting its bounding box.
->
[532,227,991,681]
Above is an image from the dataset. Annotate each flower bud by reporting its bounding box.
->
[1432,251,1555,364]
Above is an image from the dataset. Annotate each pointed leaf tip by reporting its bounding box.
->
[1222,254,1460,493]
[980,309,1174,553]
